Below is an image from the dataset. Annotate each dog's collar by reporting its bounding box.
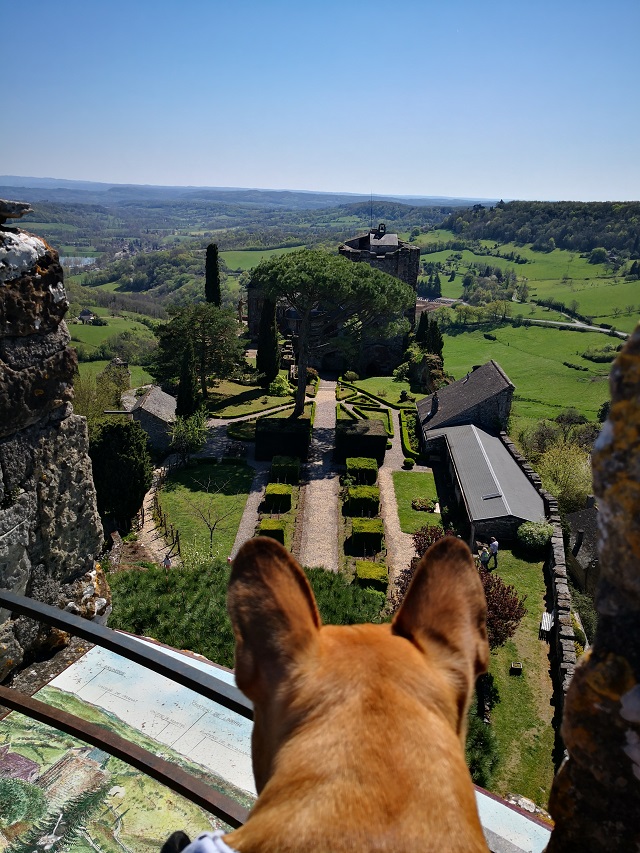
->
[181,830,238,853]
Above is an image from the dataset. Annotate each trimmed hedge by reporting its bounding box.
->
[257,519,285,544]
[346,457,378,485]
[263,483,293,513]
[335,421,387,466]
[346,485,380,517]
[354,560,389,593]
[400,409,421,461]
[256,417,312,461]
[270,455,300,485]
[350,518,384,554]
[352,405,394,437]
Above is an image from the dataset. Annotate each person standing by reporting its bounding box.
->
[479,546,490,569]
[163,554,172,571]
[489,536,499,568]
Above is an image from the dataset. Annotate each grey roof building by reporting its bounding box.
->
[131,385,176,453]
[425,424,545,541]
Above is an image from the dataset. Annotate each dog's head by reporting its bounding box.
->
[227,536,489,795]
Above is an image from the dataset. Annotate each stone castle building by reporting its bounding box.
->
[247,225,419,376]
[338,223,420,292]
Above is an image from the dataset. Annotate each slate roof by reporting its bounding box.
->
[417,360,514,432]
[427,424,545,523]
[132,386,176,423]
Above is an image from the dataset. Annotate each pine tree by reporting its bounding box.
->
[176,339,199,417]
[256,298,280,386]
[424,317,444,361]
[205,243,221,305]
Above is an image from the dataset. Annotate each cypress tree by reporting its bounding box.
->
[176,339,199,417]
[256,298,280,386]
[425,317,444,361]
[415,311,429,344]
[205,243,221,305]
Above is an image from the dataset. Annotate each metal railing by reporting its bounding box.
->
[0,590,252,828]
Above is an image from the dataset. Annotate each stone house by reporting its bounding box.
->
[78,308,95,324]
[417,361,545,541]
[131,385,176,453]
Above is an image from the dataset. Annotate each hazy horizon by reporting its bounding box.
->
[3,0,639,203]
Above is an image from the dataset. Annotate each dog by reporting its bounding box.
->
[164,536,490,852]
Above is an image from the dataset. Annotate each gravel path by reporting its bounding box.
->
[298,380,340,571]
[379,409,415,588]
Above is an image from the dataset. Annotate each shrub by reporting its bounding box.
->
[483,333,497,341]
[343,370,359,382]
[335,421,387,465]
[517,520,554,553]
[413,525,454,558]
[256,417,312,461]
[400,410,421,459]
[345,485,380,517]
[571,612,587,648]
[346,456,378,485]
[403,457,415,469]
[257,518,285,544]
[263,483,293,513]
[306,366,319,383]
[466,714,500,788]
[480,570,527,649]
[412,497,437,513]
[354,560,389,592]
[270,455,300,484]
[351,518,384,554]
[268,373,292,396]
[304,567,384,624]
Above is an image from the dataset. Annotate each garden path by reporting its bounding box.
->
[378,409,415,588]
[297,379,340,571]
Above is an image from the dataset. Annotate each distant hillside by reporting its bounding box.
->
[439,201,640,255]
[0,175,495,209]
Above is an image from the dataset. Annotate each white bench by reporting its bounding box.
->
[539,610,555,641]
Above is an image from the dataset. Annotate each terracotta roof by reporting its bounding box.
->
[417,360,514,432]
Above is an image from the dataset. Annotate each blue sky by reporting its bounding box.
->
[3,0,639,201]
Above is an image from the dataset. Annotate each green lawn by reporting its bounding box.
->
[487,549,555,807]
[392,471,441,533]
[158,461,254,559]
[349,376,417,406]
[208,380,294,417]
[442,324,611,422]
[220,245,305,271]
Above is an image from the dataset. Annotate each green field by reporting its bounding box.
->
[392,471,441,533]
[68,314,156,349]
[442,324,611,422]
[221,245,305,271]
[76,360,154,386]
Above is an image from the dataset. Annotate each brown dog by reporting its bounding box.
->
[217,535,490,853]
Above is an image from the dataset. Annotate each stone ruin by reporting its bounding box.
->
[0,200,105,680]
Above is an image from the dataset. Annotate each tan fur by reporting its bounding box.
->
[225,536,490,853]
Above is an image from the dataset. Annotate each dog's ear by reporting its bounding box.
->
[392,537,489,696]
[227,537,321,702]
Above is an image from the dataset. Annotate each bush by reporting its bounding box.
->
[268,373,292,396]
[571,612,586,648]
[257,519,285,544]
[304,567,384,624]
[346,456,378,485]
[345,485,380,517]
[403,457,415,469]
[400,410,421,459]
[354,560,389,593]
[306,366,319,383]
[412,497,437,513]
[343,370,359,382]
[413,525,454,558]
[270,455,300,484]
[466,714,499,788]
[335,421,388,465]
[516,520,554,553]
[351,518,384,554]
[263,483,293,513]
[256,417,312,461]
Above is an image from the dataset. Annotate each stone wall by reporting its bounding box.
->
[500,433,576,710]
[0,208,104,680]
[546,326,640,851]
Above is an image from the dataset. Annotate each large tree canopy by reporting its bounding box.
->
[153,304,244,397]
[250,250,414,415]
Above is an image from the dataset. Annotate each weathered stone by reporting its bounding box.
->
[0,199,33,223]
[547,325,640,851]
[0,216,103,679]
